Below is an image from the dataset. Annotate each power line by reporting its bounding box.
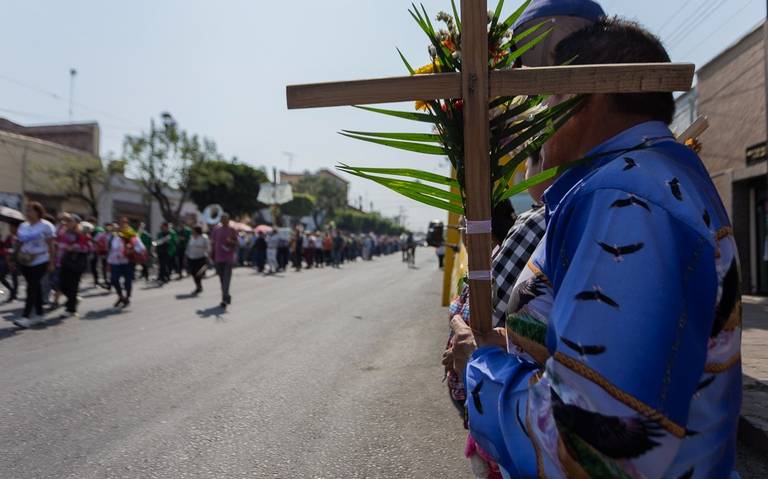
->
[676,0,759,59]
[657,1,699,36]
[667,0,729,46]
[0,73,143,129]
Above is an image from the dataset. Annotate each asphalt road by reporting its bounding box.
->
[2,253,766,478]
[0,253,468,479]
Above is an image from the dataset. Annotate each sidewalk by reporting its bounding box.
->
[741,296,768,452]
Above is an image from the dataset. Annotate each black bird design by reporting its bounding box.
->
[597,241,645,262]
[610,195,651,212]
[668,178,683,201]
[551,388,665,459]
[472,380,484,415]
[561,337,607,356]
[712,259,740,338]
[514,277,546,310]
[696,375,716,393]
[623,157,638,171]
[575,287,620,309]
[677,467,695,479]
[515,400,530,438]
[703,209,711,228]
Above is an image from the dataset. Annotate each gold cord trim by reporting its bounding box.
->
[554,352,686,438]
[704,353,741,373]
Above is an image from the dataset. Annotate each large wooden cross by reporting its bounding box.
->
[286,0,694,335]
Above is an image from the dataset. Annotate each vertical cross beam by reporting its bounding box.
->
[461,0,493,334]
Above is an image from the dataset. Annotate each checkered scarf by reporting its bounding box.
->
[491,206,546,327]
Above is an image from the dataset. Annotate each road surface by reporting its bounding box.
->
[2,252,765,478]
[0,253,467,478]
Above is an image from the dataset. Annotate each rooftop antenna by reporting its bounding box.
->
[68,68,77,121]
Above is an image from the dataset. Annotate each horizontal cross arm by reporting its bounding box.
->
[490,63,694,96]
[286,73,461,109]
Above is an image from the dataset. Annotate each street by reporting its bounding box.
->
[0,253,468,478]
[2,253,767,479]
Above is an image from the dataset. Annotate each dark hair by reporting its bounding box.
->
[492,199,516,244]
[27,201,46,219]
[554,17,675,124]
[193,226,203,235]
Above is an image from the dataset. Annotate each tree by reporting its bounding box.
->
[123,112,224,222]
[293,175,347,228]
[47,155,123,219]
[189,160,269,218]
[280,192,315,221]
[332,209,405,235]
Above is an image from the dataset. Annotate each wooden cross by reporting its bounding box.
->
[286,0,694,335]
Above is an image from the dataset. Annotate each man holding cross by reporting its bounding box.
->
[457,18,742,478]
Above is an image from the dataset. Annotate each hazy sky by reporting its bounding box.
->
[0,0,764,230]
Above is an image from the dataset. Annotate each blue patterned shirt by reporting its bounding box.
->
[466,122,742,479]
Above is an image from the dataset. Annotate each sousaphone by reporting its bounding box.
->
[202,204,224,225]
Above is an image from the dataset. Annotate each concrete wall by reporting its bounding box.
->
[697,24,766,212]
[0,130,98,217]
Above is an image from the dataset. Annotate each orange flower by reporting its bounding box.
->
[415,101,429,111]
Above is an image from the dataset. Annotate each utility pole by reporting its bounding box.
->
[68,68,77,121]
[282,151,295,171]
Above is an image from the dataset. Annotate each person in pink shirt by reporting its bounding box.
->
[56,213,91,317]
[210,213,238,309]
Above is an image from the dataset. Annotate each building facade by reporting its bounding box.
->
[0,129,100,218]
[692,22,767,294]
[279,168,349,201]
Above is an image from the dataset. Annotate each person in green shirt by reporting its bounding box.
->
[138,223,153,281]
[155,222,177,284]
[174,223,192,280]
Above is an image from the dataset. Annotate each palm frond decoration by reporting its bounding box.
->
[337,0,584,215]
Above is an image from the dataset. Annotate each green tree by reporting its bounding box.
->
[280,192,316,220]
[46,155,124,219]
[124,112,224,222]
[293,175,347,228]
[332,209,405,235]
[189,160,269,218]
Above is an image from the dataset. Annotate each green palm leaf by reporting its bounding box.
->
[341,130,442,143]
[340,132,447,155]
[337,164,459,187]
[340,168,464,214]
[397,48,416,75]
[353,105,438,124]
[451,0,461,33]
[499,0,532,32]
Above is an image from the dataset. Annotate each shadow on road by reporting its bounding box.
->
[80,290,112,299]
[175,293,199,300]
[81,308,128,320]
[2,308,24,321]
[196,305,228,319]
[0,325,19,341]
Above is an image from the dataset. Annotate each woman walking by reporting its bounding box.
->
[185,226,209,295]
[12,202,56,328]
[56,213,91,317]
[108,218,146,308]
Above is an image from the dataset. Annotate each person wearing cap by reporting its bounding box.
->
[460,17,741,478]
[441,1,605,477]
[108,217,145,308]
[511,0,605,68]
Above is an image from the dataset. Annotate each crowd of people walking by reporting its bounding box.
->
[0,203,410,328]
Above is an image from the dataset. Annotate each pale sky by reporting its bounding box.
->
[0,0,764,231]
